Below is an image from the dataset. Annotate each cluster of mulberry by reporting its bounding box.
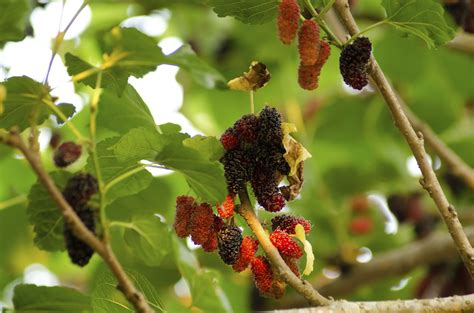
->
[220,106,289,212]
[276,0,331,91]
[53,141,82,168]
[339,37,372,90]
[62,173,98,266]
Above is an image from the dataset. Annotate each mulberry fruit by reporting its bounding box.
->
[298,20,320,66]
[173,195,195,238]
[283,256,300,277]
[339,37,372,90]
[268,279,286,299]
[202,215,224,252]
[232,236,259,272]
[270,229,303,258]
[222,149,254,195]
[251,256,273,294]
[349,216,373,235]
[234,114,258,144]
[54,141,82,168]
[258,106,283,146]
[63,173,98,208]
[277,0,300,44]
[190,203,214,245]
[220,128,239,150]
[217,194,235,219]
[317,40,331,67]
[298,63,319,90]
[218,224,243,265]
[271,214,311,234]
[64,206,95,266]
[252,168,285,212]
[261,193,286,213]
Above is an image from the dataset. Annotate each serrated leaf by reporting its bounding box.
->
[183,135,224,162]
[0,76,54,131]
[54,103,76,125]
[67,28,226,94]
[113,127,226,203]
[172,238,232,313]
[381,0,456,48]
[86,137,152,204]
[207,0,279,24]
[96,84,155,135]
[0,0,30,48]
[91,269,164,313]
[27,172,71,251]
[167,44,227,89]
[12,284,91,312]
[122,215,171,266]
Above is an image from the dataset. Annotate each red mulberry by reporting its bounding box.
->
[234,114,258,144]
[220,128,238,150]
[189,203,214,245]
[202,215,224,252]
[218,224,243,265]
[251,256,273,294]
[271,214,311,234]
[232,236,259,272]
[173,195,195,238]
[339,37,372,90]
[217,194,235,219]
[298,40,331,90]
[54,141,82,168]
[270,229,303,259]
[277,0,300,45]
[298,20,320,66]
[349,216,373,235]
[64,205,95,267]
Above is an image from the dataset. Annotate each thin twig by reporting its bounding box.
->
[237,189,331,306]
[1,130,153,313]
[0,195,27,211]
[333,0,474,278]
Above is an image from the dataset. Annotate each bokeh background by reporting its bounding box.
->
[0,0,473,312]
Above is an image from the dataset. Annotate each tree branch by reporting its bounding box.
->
[281,226,474,308]
[333,0,474,278]
[269,294,474,313]
[1,129,153,313]
[237,189,331,307]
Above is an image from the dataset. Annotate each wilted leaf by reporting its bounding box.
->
[282,122,312,176]
[227,61,271,91]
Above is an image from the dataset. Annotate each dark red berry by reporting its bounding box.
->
[202,215,224,252]
[64,205,95,267]
[234,114,258,144]
[298,20,320,66]
[271,214,311,234]
[339,37,372,90]
[251,256,273,294]
[54,141,82,167]
[63,173,98,208]
[217,224,243,265]
[220,128,238,150]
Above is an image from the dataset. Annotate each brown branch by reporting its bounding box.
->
[268,294,474,313]
[333,0,474,278]
[447,33,474,55]
[1,129,153,313]
[282,226,474,308]
[237,190,331,307]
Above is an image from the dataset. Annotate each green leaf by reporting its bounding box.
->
[167,44,227,89]
[91,269,164,313]
[96,84,156,135]
[86,137,152,204]
[122,215,171,266]
[207,0,279,24]
[12,284,91,312]
[27,172,71,251]
[381,0,456,48]
[113,127,227,203]
[172,238,232,313]
[0,76,54,131]
[54,103,76,125]
[182,135,224,162]
[0,0,30,47]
